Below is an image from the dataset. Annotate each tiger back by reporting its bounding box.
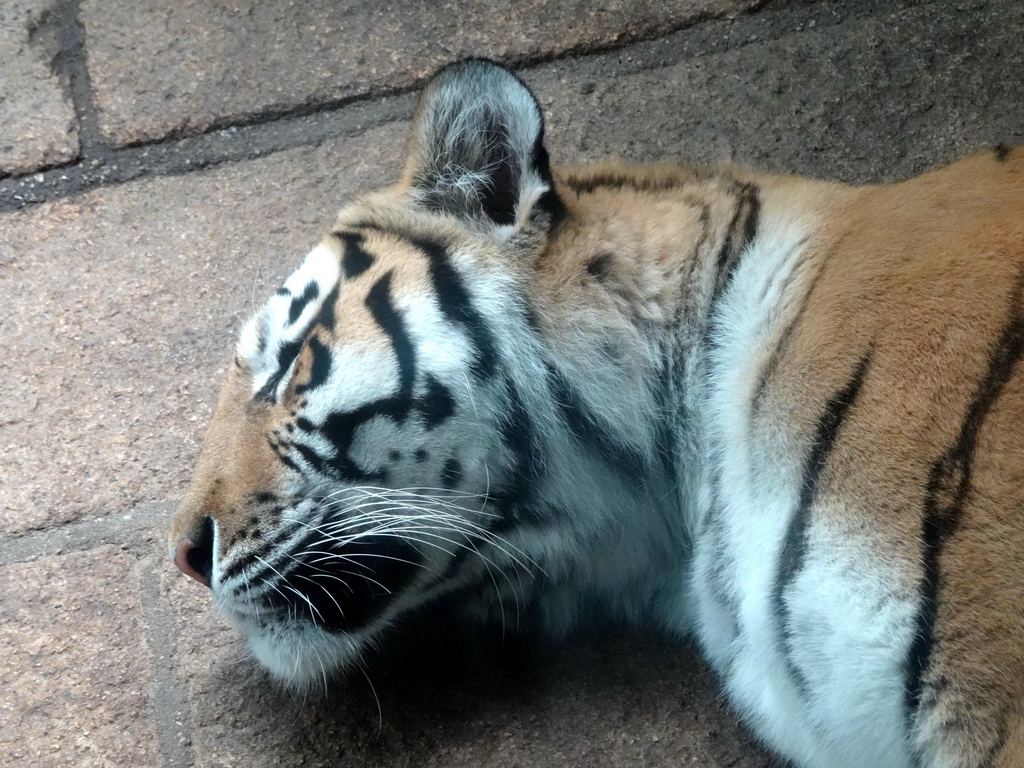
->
[169,59,1024,768]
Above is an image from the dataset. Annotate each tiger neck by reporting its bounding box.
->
[527,166,831,526]
[464,165,837,629]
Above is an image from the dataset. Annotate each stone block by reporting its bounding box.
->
[0,0,79,176]
[0,122,405,532]
[0,547,161,766]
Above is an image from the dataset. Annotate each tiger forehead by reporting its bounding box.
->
[332,227,436,288]
[321,230,439,350]
[236,225,448,402]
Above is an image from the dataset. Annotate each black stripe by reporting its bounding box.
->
[231,523,319,586]
[586,252,614,282]
[441,457,463,489]
[501,380,544,486]
[699,181,761,357]
[339,232,374,278]
[429,380,550,589]
[563,171,686,196]
[546,361,647,480]
[491,377,545,523]
[254,324,268,356]
[314,283,339,332]
[277,453,301,473]
[531,135,566,230]
[773,352,871,697]
[309,402,393,484]
[680,200,712,291]
[253,338,303,403]
[709,181,761,313]
[906,272,1024,717]
[993,144,1011,162]
[365,271,415,398]
[415,237,499,381]
[751,254,828,417]
[223,537,280,583]
[295,335,331,394]
[416,374,455,430]
[425,382,547,586]
[287,280,319,325]
[287,272,420,484]
[291,439,329,476]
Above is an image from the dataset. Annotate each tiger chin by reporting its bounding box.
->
[169,58,1024,767]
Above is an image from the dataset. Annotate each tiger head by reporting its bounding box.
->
[169,59,675,688]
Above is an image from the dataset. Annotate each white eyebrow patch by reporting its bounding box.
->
[238,241,342,400]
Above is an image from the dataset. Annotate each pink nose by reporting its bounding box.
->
[172,516,214,588]
[173,539,212,587]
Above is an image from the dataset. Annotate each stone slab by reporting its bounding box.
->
[0,0,79,176]
[80,0,759,147]
[0,121,407,534]
[0,547,161,766]
[532,0,1024,183]
[164,568,768,768]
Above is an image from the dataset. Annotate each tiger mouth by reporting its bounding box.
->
[213,490,517,636]
[217,535,425,634]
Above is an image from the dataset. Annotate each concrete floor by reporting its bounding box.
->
[2,0,1022,765]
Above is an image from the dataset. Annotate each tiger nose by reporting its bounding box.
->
[173,515,214,588]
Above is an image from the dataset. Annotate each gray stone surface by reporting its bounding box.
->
[0,0,79,176]
[80,0,758,147]
[531,0,1024,182]
[0,547,161,766]
[0,122,406,534]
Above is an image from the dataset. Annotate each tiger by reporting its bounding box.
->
[169,58,1024,768]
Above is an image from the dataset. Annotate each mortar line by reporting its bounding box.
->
[59,1,770,155]
[0,94,416,214]
[137,551,199,768]
[0,500,176,567]
[52,0,107,160]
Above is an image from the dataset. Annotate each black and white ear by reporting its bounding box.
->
[404,58,563,236]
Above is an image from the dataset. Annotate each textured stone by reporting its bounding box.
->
[0,122,405,533]
[80,0,759,147]
[0,547,161,766]
[0,0,79,176]
[533,0,1024,183]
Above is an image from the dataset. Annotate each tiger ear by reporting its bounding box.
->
[403,58,563,236]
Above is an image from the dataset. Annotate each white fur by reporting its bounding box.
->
[238,241,340,398]
[694,219,919,767]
